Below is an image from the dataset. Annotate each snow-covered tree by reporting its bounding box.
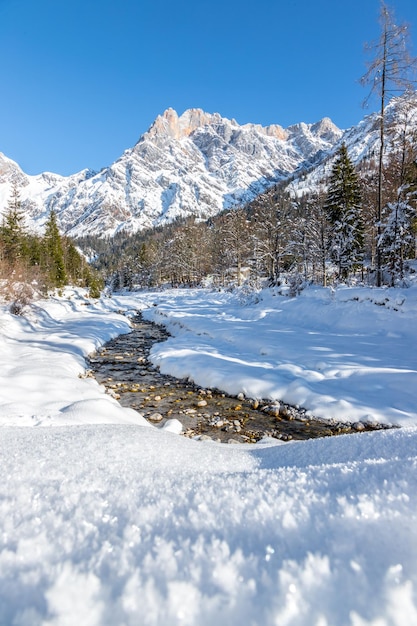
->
[215,208,251,287]
[324,144,364,280]
[379,97,417,284]
[250,191,293,284]
[361,2,417,285]
[379,198,415,283]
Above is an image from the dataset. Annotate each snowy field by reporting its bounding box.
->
[1,284,417,625]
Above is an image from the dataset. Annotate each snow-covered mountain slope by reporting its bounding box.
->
[0,109,342,237]
[287,92,417,197]
[2,94,416,238]
[0,151,96,232]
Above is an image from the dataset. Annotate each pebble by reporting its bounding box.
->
[149,412,163,422]
[88,312,392,446]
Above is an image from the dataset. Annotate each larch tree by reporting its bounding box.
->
[324,144,364,280]
[361,1,417,285]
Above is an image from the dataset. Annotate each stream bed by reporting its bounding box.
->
[87,313,392,444]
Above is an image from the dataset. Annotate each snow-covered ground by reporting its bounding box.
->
[1,285,417,625]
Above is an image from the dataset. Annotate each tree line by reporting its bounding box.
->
[3,3,416,301]
[79,119,417,294]
[81,3,417,294]
[0,184,103,312]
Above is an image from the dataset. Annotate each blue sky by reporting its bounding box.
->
[1,0,416,176]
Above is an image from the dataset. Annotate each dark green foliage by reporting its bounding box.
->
[0,184,28,262]
[43,210,68,288]
[0,187,105,301]
[324,144,364,279]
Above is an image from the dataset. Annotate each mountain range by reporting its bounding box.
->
[1,94,416,238]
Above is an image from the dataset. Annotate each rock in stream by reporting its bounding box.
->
[87,313,391,444]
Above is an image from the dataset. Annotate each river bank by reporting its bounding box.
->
[87,312,391,443]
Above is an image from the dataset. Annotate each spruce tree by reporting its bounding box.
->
[0,183,28,265]
[43,210,67,288]
[325,144,364,280]
[64,240,85,283]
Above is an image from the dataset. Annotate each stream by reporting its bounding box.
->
[87,312,392,444]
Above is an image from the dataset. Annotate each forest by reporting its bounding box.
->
[76,126,417,295]
[1,5,417,304]
[0,184,103,312]
[1,105,416,309]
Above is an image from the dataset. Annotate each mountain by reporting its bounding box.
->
[0,109,342,238]
[287,92,417,197]
[2,94,417,239]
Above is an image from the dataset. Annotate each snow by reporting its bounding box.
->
[136,285,417,426]
[1,285,417,625]
[0,109,342,238]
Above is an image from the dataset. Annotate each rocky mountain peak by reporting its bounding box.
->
[1,102,378,239]
[147,107,226,141]
[310,117,343,142]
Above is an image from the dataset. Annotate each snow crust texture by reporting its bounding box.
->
[1,425,417,626]
[140,286,417,426]
[1,287,417,625]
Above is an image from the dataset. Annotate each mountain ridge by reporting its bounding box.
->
[1,96,416,239]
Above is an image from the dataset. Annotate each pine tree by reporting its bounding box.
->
[325,144,364,280]
[377,97,417,284]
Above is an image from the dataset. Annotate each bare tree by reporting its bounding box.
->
[361,1,417,285]
[250,190,292,284]
[379,97,417,283]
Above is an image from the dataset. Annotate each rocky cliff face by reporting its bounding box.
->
[0,107,362,238]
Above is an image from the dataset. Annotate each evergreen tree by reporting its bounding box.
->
[361,2,417,285]
[43,210,67,288]
[325,144,364,280]
[0,183,28,264]
[378,99,417,284]
[379,198,415,283]
[64,240,84,282]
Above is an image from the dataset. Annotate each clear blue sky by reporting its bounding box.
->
[1,0,416,176]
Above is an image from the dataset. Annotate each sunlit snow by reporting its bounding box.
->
[1,285,416,625]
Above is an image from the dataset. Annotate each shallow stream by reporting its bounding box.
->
[87,313,391,444]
